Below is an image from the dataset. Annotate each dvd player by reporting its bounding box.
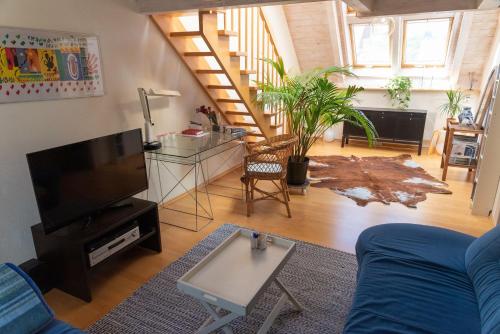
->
[86,222,140,267]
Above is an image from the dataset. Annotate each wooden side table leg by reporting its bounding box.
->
[442,129,454,181]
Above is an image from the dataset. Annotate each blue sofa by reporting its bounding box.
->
[0,263,83,334]
[344,223,500,334]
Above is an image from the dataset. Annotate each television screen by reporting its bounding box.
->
[27,129,148,234]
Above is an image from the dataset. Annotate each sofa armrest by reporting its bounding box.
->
[356,223,475,273]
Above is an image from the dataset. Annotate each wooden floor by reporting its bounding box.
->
[45,141,494,329]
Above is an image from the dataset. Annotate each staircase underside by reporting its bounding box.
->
[152,10,284,142]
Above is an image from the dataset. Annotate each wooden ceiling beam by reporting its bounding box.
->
[342,0,373,14]
[135,0,326,14]
[353,0,487,17]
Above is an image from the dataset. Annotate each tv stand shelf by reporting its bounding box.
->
[31,198,162,302]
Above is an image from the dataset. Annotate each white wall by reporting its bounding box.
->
[0,0,240,264]
[261,5,301,74]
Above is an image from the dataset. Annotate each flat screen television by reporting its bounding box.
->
[27,129,148,234]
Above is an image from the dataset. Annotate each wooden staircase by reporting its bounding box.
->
[151,8,284,142]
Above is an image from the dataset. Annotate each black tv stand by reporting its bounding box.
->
[109,198,134,209]
[31,198,162,302]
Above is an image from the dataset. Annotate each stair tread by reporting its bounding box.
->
[226,110,250,115]
[218,30,239,37]
[230,51,247,57]
[245,133,265,137]
[233,121,257,126]
[184,52,214,56]
[207,85,234,89]
[196,69,225,74]
[217,98,244,103]
[170,31,201,37]
[241,70,257,75]
[264,111,279,116]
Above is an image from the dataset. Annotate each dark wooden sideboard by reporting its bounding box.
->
[342,107,427,155]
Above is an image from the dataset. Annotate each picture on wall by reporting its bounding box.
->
[0,26,104,103]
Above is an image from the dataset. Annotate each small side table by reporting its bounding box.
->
[440,120,484,181]
[177,228,303,334]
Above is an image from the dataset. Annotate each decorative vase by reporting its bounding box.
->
[323,127,336,142]
[287,157,310,185]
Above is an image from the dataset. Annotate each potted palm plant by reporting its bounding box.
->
[440,90,464,124]
[257,58,377,185]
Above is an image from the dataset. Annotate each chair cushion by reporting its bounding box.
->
[345,224,481,334]
[247,162,282,174]
[0,263,54,334]
[465,225,500,334]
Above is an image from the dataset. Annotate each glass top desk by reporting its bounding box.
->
[145,132,247,231]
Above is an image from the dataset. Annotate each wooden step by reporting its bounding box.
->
[264,111,279,117]
[184,51,214,57]
[245,132,265,137]
[196,69,225,74]
[241,70,257,75]
[170,31,201,37]
[233,121,257,127]
[218,30,238,37]
[230,51,247,57]
[226,110,250,116]
[217,98,244,103]
[207,85,234,90]
[271,123,283,129]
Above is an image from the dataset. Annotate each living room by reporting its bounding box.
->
[1,0,499,333]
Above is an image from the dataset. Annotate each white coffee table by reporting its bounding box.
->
[177,228,303,334]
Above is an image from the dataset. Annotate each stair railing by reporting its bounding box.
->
[221,7,284,129]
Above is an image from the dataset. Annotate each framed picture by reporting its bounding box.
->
[0,26,104,103]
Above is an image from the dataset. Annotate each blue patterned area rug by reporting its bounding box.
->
[87,224,358,334]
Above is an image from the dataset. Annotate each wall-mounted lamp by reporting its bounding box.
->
[138,88,181,151]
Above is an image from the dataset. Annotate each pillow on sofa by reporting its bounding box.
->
[0,263,54,334]
[466,225,500,334]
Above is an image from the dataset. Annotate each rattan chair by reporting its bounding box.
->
[241,134,298,218]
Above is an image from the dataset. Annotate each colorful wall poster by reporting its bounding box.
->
[0,27,104,103]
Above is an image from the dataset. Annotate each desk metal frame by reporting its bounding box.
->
[146,137,246,232]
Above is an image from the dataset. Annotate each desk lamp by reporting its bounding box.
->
[138,87,181,150]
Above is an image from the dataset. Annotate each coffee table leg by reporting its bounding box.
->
[197,301,238,334]
[257,279,304,334]
[275,278,304,311]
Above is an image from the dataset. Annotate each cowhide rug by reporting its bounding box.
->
[309,154,452,208]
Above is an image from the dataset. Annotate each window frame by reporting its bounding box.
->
[401,17,454,68]
[348,22,392,68]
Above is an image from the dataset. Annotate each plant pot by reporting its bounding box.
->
[287,157,310,185]
[212,124,220,132]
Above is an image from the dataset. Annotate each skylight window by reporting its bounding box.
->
[350,23,391,67]
[402,18,453,67]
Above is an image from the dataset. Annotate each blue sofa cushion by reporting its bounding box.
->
[39,320,84,334]
[344,224,481,334]
[355,223,476,273]
[465,225,500,334]
[0,263,54,334]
